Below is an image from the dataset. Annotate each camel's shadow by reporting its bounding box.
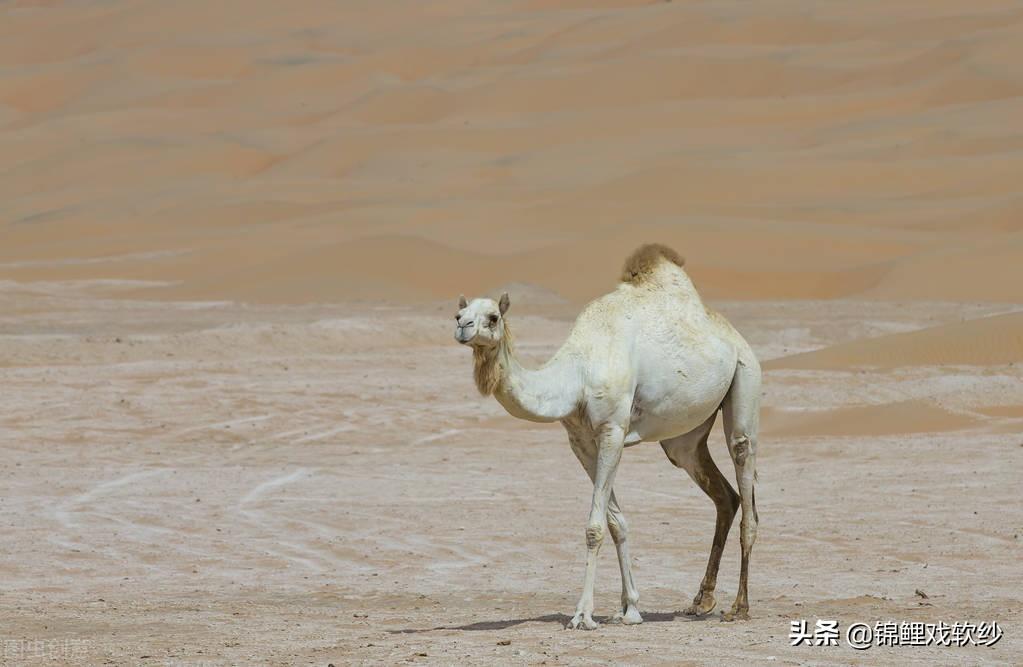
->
[389,610,715,634]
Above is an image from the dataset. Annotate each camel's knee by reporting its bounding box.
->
[607,512,628,545]
[585,522,605,548]
[729,434,755,466]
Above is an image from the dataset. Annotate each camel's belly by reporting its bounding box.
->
[625,397,722,445]
[625,348,736,444]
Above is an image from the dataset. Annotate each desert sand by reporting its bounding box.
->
[1,0,1021,665]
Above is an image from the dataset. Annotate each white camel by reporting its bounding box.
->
[453,244,761,629]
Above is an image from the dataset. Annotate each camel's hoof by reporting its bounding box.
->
[567,612,599,630]
[683,594,717,617]
[609,607,644,625]
[720,608,750,622]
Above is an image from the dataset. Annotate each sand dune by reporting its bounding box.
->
[977,404,1023,418]
[3,0,1023,306]
[766,311,1023,370]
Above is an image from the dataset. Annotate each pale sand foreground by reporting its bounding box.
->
[0,283,1020,666]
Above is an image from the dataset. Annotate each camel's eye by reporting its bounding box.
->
[488,314,499,325]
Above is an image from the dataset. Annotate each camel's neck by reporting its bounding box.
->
[473,324,581,423]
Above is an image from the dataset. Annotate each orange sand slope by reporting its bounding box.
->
[761,400,979,438]
[767,311,1023,370]
[2,1,1023,304]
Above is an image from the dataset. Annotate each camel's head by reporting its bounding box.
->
[454,293,510,348]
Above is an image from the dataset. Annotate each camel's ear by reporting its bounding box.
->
[498,292,510,315]
[458,294,468,309]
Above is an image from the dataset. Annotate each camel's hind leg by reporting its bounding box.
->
[661,412,739,617]
[720,359,761,621]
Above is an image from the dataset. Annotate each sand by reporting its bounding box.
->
[765,311,1023,370]
[3,0,1023,304]
[0,289,1020,666]
[1,0,1022,665]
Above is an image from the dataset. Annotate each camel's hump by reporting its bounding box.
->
[620,243,685,284]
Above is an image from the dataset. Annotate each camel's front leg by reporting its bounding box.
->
[568,424,624,630]
[566,429,642,625]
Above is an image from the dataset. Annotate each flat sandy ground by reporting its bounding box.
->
[2,0,1023,665]
[0,284,1020,666]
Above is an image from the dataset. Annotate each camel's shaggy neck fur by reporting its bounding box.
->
[472,321,512,396]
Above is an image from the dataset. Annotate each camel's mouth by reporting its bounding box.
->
[454,326,474,344]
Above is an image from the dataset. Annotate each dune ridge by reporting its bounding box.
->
[766,311,1023,370]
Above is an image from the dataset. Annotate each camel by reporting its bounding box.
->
[453,244,760,629]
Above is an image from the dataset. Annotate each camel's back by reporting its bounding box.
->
[568,244,757,363]
[570,250,746,353]
[574,266,748,363]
